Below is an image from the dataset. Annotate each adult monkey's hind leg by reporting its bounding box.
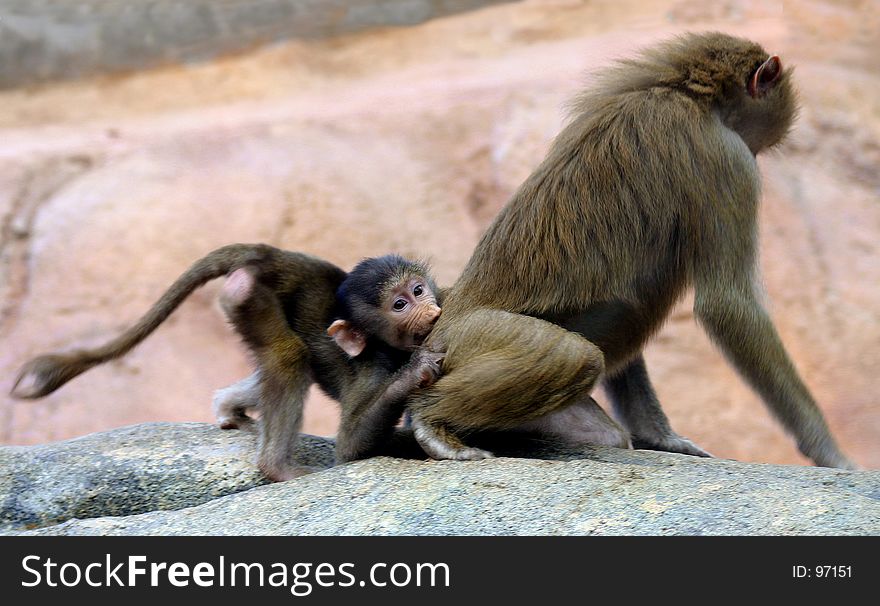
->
[221,268,313,481]
[409,309,606,460]
[514,395,631,449]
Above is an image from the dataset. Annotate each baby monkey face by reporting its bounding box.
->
[386,276,441,350]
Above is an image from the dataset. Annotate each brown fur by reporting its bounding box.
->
[408,32,852,469]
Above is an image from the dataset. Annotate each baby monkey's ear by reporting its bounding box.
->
[327,320,367,357]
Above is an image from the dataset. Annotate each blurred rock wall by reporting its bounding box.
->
[0,0,515,88]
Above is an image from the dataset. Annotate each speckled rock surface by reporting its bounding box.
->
[0,422,333,531]
[3,422,878,536]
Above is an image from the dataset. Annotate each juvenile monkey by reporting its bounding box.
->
[11,245,443,480]
[408,32,855,469]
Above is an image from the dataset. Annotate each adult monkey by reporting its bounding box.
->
[408,32,855,469]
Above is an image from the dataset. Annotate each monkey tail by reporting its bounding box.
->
[10,243,277,399]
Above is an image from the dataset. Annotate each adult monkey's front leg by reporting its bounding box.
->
[694,275,855,469]
[603,355,711,457]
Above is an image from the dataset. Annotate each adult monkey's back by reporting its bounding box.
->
[409,32,855,469]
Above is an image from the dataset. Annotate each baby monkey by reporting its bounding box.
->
[214,253,445,472]
[11,244,443,480]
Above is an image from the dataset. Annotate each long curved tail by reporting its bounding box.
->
[10,243,279,399]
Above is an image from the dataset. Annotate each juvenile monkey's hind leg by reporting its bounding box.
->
[221,268,313,481]
[410,310,605,460]
[214,270,263,429]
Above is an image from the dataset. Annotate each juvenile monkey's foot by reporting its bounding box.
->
[633,433,713,458]
[411,415,494,461]
[216,413,254,431]
[259,461,315,482]
[212,375,260,430]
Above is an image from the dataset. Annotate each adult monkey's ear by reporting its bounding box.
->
[748,55,782,98]
[327,320,367,357]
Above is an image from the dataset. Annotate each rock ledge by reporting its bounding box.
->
[2,423,877,535]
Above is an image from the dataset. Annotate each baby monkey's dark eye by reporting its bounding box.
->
[393,299,407,311]
[413,284,424,296]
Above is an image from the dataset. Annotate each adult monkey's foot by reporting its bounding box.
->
[632,432,713,457]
